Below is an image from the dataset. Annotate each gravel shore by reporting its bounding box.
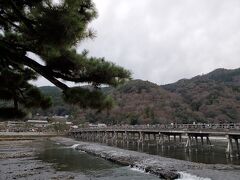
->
[0,138,88,180]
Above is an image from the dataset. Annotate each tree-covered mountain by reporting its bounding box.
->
[102,80,196,124]
[35,86,69,116]
[39,86,63,106]
[37,68,240,124]
[163,68,240,91]
[163,68,240,123]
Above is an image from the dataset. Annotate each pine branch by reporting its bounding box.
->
[9,0,35,33]
[0,15,21,30]
[0,39,69,91]
[21,55,69,91]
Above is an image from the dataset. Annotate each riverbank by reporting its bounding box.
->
[0,132,63,141]
[0,131,61,137]
[0,138,164,180]
[0,138,90,179]
[51,137,240,180]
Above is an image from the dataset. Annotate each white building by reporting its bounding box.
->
[27,120,49,128]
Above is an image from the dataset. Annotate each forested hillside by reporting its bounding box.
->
[163,68,240,123]
[35,86,71,116]
[37,68,240,124]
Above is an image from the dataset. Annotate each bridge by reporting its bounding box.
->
[68,123,240,157]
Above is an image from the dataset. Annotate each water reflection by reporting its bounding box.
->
[87,138,240,165]
[35,140,238,180]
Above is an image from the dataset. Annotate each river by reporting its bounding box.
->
[102,137,240,165]
[36,139,213,179]
[0,137,240,179]
[36,140,162,180]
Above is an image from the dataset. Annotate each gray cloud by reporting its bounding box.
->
[37,0,240,86]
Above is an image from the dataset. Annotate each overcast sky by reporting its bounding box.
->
[35,0,240,86]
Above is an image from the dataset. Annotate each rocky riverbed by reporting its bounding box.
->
[51,137,240,180]
[0,138,90,179]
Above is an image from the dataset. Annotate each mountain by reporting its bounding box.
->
[37,67,240,124]
[102,80,197,124]
[36,80,201,124]
[163,68,240,91]
[39,86,63,106]
[162,68,240,123]
[35,86,71,116]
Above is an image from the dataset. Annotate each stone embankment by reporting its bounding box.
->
[52,137,240,180]
[0,132,61,140]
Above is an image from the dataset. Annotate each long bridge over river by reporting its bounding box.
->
[68,123,240,157]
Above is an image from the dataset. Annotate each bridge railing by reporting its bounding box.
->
[70,123,240,132]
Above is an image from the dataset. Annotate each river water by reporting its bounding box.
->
[36,141,162,180]
[104,138,240,165]
[34,138,240,179]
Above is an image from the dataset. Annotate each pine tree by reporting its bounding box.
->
[0,0,130,118]
[0,66,52,118]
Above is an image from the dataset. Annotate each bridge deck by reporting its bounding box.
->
[71,129,240,136]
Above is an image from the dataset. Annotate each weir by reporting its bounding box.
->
[68,123,240,157]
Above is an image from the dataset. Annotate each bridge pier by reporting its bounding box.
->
[72,132,76,138]
[185,135,192,148]
[167,135,170,142]
[87,132,90,141]
[159,133,164,144]
[195,136,198,145]
[235,138,239,156]
[134,132,138,143]
[226,134,240,157]
[206,136,211,145]
[78,132,82,139]
[138,131,143,143]
[102,131,107,143]
[86,132,90,140]
[201,136,204,145]
[124,131,129,144]
[101,131,106,142]
[160,132,183,145]
[226,135,234,157]
[185,133,211,148]
[173,135,176,142]
[153,134,157,145]
[98,131,103,141]
[89,132,93,141]
[76,132,79,139]
[111,131,117,144]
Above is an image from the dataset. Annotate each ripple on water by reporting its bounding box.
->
[178,172,211,180]
[70,144,80,149]
[129,167,211,180]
